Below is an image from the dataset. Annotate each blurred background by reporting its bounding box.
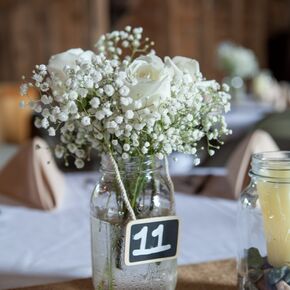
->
[0,0,290,168]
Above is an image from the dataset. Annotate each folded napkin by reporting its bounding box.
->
[0,137,65,210]
[201,130,279,199]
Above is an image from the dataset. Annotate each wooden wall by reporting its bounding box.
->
[0,0,289,81]
[114,0,290,80]
[0,0,109,81]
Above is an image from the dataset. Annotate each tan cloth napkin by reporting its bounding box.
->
[0,137,65,210]
[202,129,279,199]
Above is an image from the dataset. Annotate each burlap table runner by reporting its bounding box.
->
[10,259,237,290]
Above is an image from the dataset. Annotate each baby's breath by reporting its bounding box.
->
[21,27,231,168]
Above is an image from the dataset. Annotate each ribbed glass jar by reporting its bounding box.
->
[237,151,290,290]
[90,155,177,290]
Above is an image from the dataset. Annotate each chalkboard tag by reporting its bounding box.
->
[124,216,179,266]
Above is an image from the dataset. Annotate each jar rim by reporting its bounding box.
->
[100,154,163,174]
[252,151,290,162]
[251,151,290,182]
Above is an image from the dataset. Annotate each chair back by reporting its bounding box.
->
[0,82,38,144]
[227,130,279,198]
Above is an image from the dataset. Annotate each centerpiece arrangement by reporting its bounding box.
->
[21,26,231,290]
[217,41,259,102]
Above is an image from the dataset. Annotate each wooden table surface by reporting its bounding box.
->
[10,259,238,290]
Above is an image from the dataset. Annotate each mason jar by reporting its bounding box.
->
[237,151,290,290]
[90,154,177,290]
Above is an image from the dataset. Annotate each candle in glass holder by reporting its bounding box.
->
[257,168,290,267]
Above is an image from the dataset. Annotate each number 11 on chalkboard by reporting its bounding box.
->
[124,216,179,266]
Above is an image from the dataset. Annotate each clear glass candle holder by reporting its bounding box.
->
[237,151,290,290]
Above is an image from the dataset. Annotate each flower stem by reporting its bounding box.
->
[131,174,146,211]
[150,156,158,211]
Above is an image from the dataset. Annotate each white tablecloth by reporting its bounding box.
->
[225,99,272,137]
[0,172,238,290]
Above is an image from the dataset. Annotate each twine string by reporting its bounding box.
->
[108,153,174,220]
[108,152,136,221]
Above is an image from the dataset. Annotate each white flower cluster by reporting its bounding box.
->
[252,71,286,111]
[96,26,154,61]
[217,42,259,79]
[21,27,231,168]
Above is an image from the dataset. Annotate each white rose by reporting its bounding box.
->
[168,56,200,81]
[47,48,94,81]
[164,57,183,81]
[126,54,172,110]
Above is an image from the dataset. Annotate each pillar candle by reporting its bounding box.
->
[257,169,290,267]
